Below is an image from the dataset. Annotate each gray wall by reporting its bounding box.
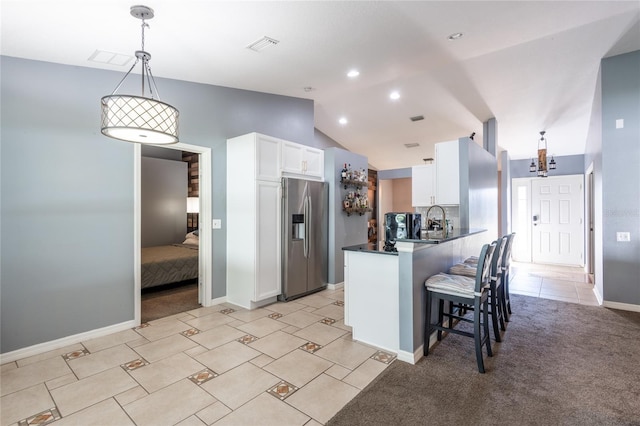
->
[314,128,348,151]
[141,157,187,247]
[600,50,640,305]
[510,154,586,179]
[0,56,314,353]
[500,151,512,236]
[141,145,183,161]
[378,168,412,180]
[324,147,368,284]
[459,137,498,241]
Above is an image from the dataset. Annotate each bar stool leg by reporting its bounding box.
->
[424,289,432,356]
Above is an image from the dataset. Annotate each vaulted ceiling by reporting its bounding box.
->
[2,1,639,169]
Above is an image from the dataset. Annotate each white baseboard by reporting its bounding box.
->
[397,345,423,364]
[0,320,136,364]
[603,300,640,312]
[210,295,228,306]
[327,282,344,290]
[593,286,604,305]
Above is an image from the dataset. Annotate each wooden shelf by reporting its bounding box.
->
[343,207,372,217]
[341,179,369,189]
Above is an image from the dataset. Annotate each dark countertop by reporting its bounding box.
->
[341,241,400,255]
[342,228,486,255]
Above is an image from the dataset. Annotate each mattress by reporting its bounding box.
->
[141,244,199,289]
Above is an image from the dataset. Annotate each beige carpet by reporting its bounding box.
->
[141,280,200,323]
[329,294,640,425]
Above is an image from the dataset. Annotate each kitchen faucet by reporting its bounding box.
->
[425,205,446,238]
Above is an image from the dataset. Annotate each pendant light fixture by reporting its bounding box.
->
[100,5,179,144]
[529,131,556,177]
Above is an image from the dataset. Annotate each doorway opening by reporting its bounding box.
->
[134,143,213,325]
[511,175,585,267]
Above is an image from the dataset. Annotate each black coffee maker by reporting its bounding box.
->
[384,212,421,251]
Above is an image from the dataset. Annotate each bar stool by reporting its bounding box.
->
[424,242,496,373]
[464,233,515,321]
[501,233,516,319]
[449,236,507,342]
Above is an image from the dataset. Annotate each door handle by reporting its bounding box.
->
[303,196,309,258]
[532,214,539,226]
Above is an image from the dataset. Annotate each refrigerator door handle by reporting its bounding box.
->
[307,195,312,259]
[303,195,309,258]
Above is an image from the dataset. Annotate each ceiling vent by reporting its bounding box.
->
[404,143,420,148]
[88,50,133,66]
[410,115,424,122]
[246,36,280,52]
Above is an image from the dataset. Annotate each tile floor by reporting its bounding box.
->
[1,262,596,426]
[1,288,396,426]
[510,261,598,306]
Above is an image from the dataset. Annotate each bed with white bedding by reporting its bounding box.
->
[141,232,199,289]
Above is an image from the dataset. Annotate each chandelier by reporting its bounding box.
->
[529,131,556,177]
[100,5,179,144]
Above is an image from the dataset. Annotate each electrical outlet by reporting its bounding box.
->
[616,232,630,242]
[212,219,222,229]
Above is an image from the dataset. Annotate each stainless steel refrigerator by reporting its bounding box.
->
[280,177,328,301]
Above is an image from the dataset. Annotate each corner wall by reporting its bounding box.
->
[600,50,640,306]
[461,138,498,241]
[324,148,368,284]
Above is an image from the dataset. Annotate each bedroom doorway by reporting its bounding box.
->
[134,143,213,325]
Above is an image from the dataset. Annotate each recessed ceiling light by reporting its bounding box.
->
[448,32,463,41]
[339,117,348,125]
[347,69,360,78]
[390,91,400,100]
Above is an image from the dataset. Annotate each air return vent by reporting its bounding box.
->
[246,36,280,52]
[404,143,420,148]
[410,115,424,122]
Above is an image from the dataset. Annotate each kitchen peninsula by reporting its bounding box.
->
[343,228,487,364]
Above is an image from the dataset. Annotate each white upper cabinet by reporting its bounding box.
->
[411,140,460,206]
[435,141,460,205]
[412,164,435,207]
[282,141,324,180]
[255,134,281,181]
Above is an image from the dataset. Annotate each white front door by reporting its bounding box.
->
[511,175,584,267]
[531,175,584,266]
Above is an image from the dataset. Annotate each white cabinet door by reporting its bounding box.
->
[435,141,460,205]
[256,135,281,181]
[412,165,435,206]
[303,146,324,179]
[281,141,304,175]
[254,180,281,301]
[281,141,324,180]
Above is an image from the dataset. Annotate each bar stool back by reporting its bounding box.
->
[448,236,507,342]
[424,241,497,373]
[501,233,516,318]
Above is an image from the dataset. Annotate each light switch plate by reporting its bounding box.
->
[212,219,222,229]
[616,232,630,242]
[615,119,624,129]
